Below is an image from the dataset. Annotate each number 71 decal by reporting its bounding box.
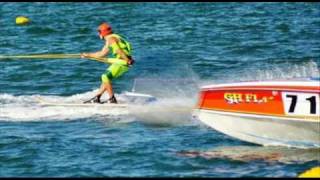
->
[282,92,319,116]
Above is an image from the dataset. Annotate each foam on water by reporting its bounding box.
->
[127,76,200,126]
[0,90,129,122]
[239,60,320,81]
[0,87,198,125]
[198,60,320,86]
[129,97,196,126]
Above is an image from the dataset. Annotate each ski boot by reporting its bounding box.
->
[83,95,102,104]
[106,95,117,104]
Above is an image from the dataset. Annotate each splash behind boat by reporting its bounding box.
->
[194,77,320,148]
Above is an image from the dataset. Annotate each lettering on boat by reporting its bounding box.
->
[224,93,275,104]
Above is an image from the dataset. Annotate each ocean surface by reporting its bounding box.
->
[0,2,319,177]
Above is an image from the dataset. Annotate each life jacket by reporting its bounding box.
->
[106,33,132,60]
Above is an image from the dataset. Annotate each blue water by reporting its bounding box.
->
[0,2,319,177]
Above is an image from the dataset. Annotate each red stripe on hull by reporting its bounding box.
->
[198,89,285,116]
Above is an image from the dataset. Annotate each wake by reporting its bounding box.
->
[0,90,129,122]
[0,87,198,125]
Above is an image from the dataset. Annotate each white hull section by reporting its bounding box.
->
[201,79,320,90]
[195,109,320,148]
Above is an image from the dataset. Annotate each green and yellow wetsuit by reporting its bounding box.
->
[101,33,133,83]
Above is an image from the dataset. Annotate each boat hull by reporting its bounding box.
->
[195,79,320,148]
[195,109,319,148]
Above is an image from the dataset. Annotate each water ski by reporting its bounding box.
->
[36,91,157,108]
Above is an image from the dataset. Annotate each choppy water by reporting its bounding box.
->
[0,2,319,177]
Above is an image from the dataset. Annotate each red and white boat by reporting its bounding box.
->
[194,77,320,148]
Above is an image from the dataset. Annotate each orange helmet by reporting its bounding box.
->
[98,22,112,37]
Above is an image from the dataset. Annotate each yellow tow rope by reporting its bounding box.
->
[0,53,111,64]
